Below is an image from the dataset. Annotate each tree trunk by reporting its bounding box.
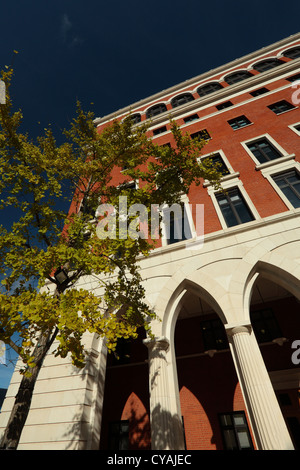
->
[0,328,58,450]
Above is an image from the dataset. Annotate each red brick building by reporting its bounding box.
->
[1,33,300,451]
[95,33,300,451]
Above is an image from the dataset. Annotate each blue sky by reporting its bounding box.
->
[0,0,300,389]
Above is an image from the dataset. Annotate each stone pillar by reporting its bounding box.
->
[227,325,294,450]
[144,336,185,450]
[85,337,107,450]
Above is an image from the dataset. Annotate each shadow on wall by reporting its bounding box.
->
[150,403,185,450]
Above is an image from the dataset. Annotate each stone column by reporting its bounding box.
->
[227,325,294,450]
[85,336,108,450]
[144,336,185,450]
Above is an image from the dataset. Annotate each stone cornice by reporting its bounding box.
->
[94,33,300,126]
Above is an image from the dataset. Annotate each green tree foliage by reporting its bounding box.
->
[0,68,221,449]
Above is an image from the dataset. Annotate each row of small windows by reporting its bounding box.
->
[154,73,300,132]
[228,100,296,131]
[165,133,300,239]
[153,97,296,137]
[108,410,253,450]
[129,53,300,126]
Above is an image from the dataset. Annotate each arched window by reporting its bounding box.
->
[124,113,141,125]
[170,93,194,108]
[146,103,167,119]
[224,71,253,85]
[284,46,300,59]
[197,82,223,97]
[253,58,283,72]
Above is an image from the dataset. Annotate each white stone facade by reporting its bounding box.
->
[1,33,300,450]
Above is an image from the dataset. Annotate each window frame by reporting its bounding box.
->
[170,93,194,108]
[228,115,252,130]
[108,420,130,450]
[288,122,300,136]
[257,152,300,211]
[268,100,296,115]
[253,58,283,73]
[240,134,295,170]
[200,317,228,352]
[215,187,256,228]
[249,87,269,97]
[224,70,253,85]
[250,308,283,343]
[272,169,300,209]
[283,46,300,59]
[219,411,254,450]
[160,195,195,247]
[146,103,167,119]
[197,82,223,97]
[216,101,233,110]
[198,149,239,185]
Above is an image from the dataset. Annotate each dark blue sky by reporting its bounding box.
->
[1,0,300,141]
[0,1,300,389]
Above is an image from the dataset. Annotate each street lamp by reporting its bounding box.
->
[54,267,69,285]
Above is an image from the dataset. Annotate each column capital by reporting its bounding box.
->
[143,336,170,352]
[226,323,252,337]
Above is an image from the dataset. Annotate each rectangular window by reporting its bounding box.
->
[250,87,269,96]
[286,73,300,82]
[200,318,228,351]
[251,308,282,343]
[190,129,211,140]
[183,114,199,123]
[153,125,167,135]
[246,138,283,164]
[219,412,253,450]
[203,153,230,176]
[268,100,295,114]
[163,203,192,245]
[109,421,129,450]
[272,170,300,208]
[216,101,233,110]
[228,115,251,130]
[216,188,254,227]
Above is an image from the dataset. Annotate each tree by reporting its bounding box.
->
[0,68,222,449]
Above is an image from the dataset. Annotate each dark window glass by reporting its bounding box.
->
[250,87,269,96]
[268,100,295,114]
[190,129,211,140]
[203,153,230,176]
[183,114,199,123]
[171,93,194,108]
[216,188,254,227]
[146,103,167,119]
[109,421,129,450]
[273,170,300,208]
[251,308,282,343]
[286,73,300,82]
[278,393,292,407]
[216,101,233,110]
[219,412,254,450]
[197,82,223,97]
[163,204,192,245]
[153,126,167,135]
[228,115,251,130]
[200,318,228,351]
[124,113,141,125]
[253,58,283,72]
[111,337,131,365]
[247,138,282,164]
[286,417,300,450]
[225,71,253,85]
[284,47,300,59]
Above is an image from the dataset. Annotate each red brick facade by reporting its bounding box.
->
[96,35,300,450]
